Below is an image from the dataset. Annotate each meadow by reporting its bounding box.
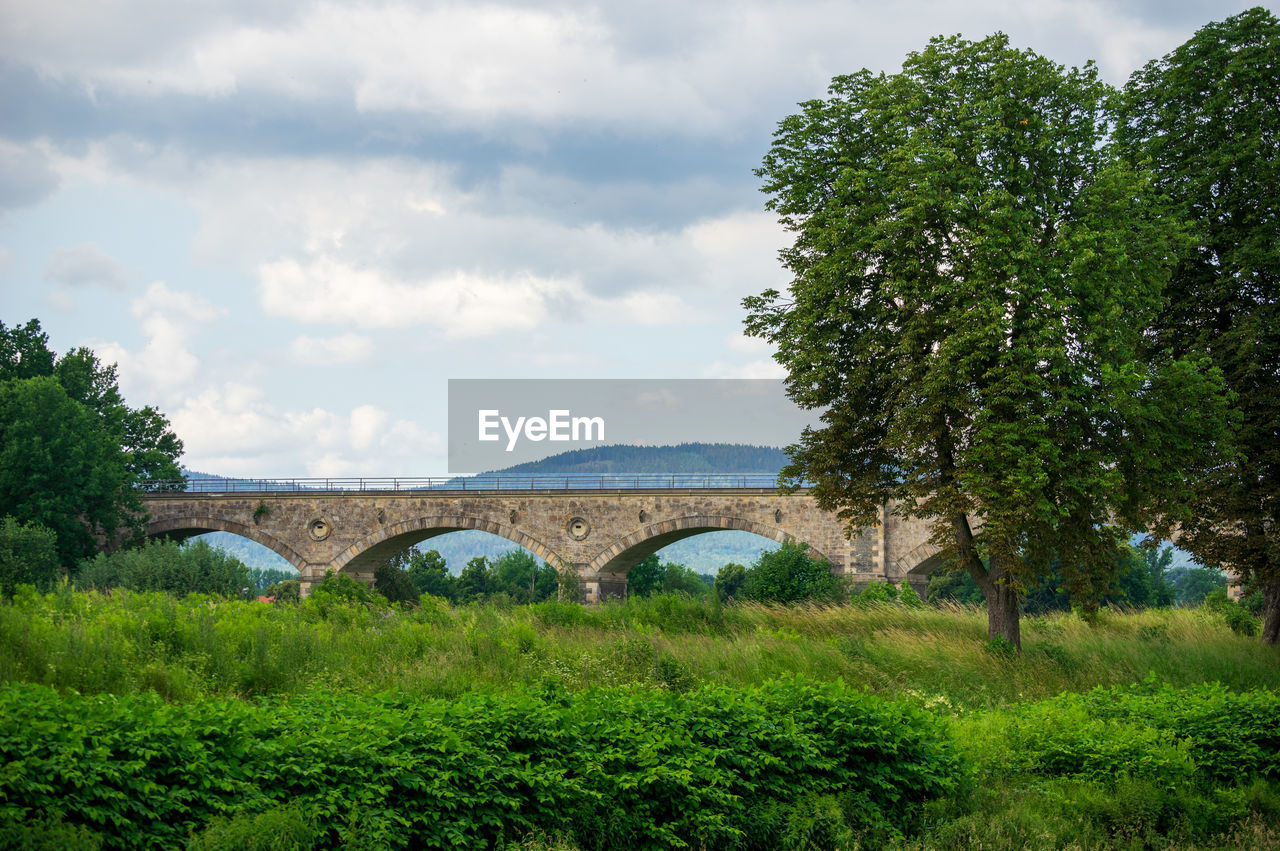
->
[1,588,1278,849]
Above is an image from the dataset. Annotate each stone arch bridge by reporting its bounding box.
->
[141,477,947,601]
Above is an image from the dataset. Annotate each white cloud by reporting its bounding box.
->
[349,404,388,451]
[132,281,222,322]
[726,333,774,355]
[596,291,703,325]
[44,242,130,289]
[170,383,445,477]
[289,333,373,365]
[702,358,787,380]
[0,0,1210,149]
[95,282,224,397]
[258,256,582,337]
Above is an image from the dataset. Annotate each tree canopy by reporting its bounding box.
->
[1117,7,1280,643]
[746,33,1231,648]
[0,319,184,565]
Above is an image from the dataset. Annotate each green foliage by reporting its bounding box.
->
[1007,679,1280,786]
[0,517,61,596]
[263,579,299,603]
[187,804,319,850]
[1117,7,1280,642]
[405,549,454,600]
[1205,589,1262,637]
[715,562,746,601]
[0,319,56,380]
[746,33,1231,646]
[247,567,297,591]
[628,554,711,599]
[850,580,898,607]
[490,550,559,604]
[626,553,664,598]
[77,539,251,597]
[741,541,841,604]
[556,566,582,603]
[927,569,985,606]
[306,570,383,611]
[0,678,960,849]
[0,587,1277,849]
[0,320,184,564]
[455,555,492,602]
[1167,564,1227,606]
[0,376,133,566]
[373,563,418,606]
[898,581,924,608]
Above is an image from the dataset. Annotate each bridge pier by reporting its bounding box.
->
[583,570,629,604]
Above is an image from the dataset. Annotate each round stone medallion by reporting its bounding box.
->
[307,518,333,541]
[566,516,591,541]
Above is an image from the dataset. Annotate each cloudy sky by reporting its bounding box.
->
[2,0,1270,478]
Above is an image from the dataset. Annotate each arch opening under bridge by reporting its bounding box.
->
[144,516,310,574]
[332,515,568,579]
[589,514,831,578]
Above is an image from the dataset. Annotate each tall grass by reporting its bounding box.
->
[2,587,1279,849]
[1,585,1275,708]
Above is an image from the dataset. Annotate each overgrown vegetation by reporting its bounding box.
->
[0,677,960,849]
[77,538,254,598]
[0,588,1277,848]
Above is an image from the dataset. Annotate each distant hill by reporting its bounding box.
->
[190,444,789,575]
[486,443,789,476]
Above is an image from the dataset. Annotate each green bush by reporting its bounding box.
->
[77,539,250,597]
[0,678,960,849]
[0,516,61,597]
[372,563,418,606]
[1204,588,1262,636]
[1008,679,1280,786]
[187,804,319,850]
[741,541,843,604]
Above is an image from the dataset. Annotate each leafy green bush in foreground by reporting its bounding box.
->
[0,678,958,849]
[925,680,1280,849]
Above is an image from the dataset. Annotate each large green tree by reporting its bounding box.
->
[746,34,1230,647]
[1117,8,1280,643]
[0,319,184,564]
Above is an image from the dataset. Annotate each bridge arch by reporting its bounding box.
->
[587,514,833,577]
[332,514,569,576]
[144,516,309,573]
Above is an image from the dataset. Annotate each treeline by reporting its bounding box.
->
[928,544,1234,611]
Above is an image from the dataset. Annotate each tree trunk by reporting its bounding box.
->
[1262,577,1280,646]
[980,554,1022,651]
[953,513,1022,651]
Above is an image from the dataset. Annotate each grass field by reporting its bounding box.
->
[1,588,1278,848]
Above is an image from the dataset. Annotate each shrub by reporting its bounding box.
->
[187,804,318,850]
[1008,680,1280,786]
[0,678,960,849]
[741,541,843,604]
[77,538,250,597]
[0,516,61,597]
[373,563,418,606]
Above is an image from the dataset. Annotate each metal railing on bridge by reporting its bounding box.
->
[138,474,787,494]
